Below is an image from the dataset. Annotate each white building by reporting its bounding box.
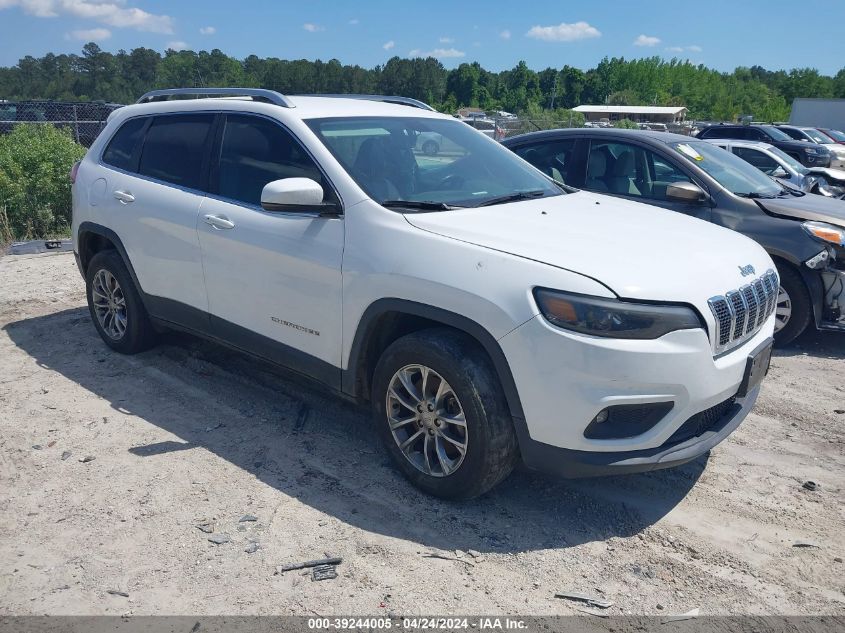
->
[572,105,688,124]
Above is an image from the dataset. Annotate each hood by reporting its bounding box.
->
[404,191,773,308]
[775,139,831,155]
[757,193,845,227]
[809,166,845,184]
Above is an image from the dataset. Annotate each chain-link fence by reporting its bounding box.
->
[0,100,123,147]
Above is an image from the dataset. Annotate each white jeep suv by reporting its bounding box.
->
[72,88,777,499]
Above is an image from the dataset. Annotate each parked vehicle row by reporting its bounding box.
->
[696,124,833,168]
[503,128,845,345]
[72,88,777,500]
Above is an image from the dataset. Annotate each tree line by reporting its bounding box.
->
[1,43,844,121]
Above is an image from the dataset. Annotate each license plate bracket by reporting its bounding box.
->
[737,338,774,397]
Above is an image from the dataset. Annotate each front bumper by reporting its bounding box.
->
[499,313,773,475]
[515,385,758,477]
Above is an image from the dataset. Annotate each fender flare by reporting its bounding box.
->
[77,222,146,301]
[344,298,526,422]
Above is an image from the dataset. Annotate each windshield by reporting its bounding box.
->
[823,128,845,142]
[801,128,833,144]
[768,146,809,175]
[671,141,782,197]
[763,126,792,141]
[305,116,561,208]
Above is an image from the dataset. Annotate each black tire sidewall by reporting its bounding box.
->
[85,250,153,354]
[371,329,518,500]
[773,263,812,346]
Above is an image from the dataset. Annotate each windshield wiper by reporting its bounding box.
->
[380,200,460,212]
[476,190,547,207]
[735,192,777,199]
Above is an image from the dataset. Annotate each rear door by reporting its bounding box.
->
[100,113,214,321]
[196,113,344,382]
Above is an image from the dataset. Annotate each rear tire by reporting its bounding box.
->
[371,328,519,500]
[773,263,811,346]
[85,250,156,354]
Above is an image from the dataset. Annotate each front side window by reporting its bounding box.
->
[102,117,147,172]
[215,115,328,206]
[306,116,561,208]
[514,138,577,183]
[732,147,781,175]
[138,114,214,190]
[585,140,692,201]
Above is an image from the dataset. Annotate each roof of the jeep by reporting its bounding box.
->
[109,95,446,122]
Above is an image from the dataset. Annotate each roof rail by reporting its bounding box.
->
[136,88,295,108]
[294,94,435,111]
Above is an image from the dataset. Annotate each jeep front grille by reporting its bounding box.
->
[707,269,778,354]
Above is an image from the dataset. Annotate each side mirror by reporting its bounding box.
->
[666,181,707,203]
[771,167,788,179]
[260,178,339,214]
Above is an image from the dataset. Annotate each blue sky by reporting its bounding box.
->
[0,0,842,74]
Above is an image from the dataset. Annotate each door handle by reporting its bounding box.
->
[113,190,135,204]
[203,214,235,230]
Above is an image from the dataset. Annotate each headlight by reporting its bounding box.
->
[533,288,703,339]
[802,221,845,246]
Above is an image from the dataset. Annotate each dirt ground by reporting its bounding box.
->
[0,250,843,617]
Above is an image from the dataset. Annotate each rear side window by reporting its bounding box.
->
[139,114,214,190]
[514,138,577,183]
[102,117,147,172]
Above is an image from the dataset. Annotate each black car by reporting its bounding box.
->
[696,124,831,168]
[503,128,845,344]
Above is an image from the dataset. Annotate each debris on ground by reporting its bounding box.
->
[244,542,260,554]
[60,451,71,461]
[662,608,700,623]
[195,521,215,534]
[79,455,95,463]
[792,541,820,548]
[312,564,339,581]
[239,514,258,523]
[802,481,819,491]
[276,557,343,574]
[32,444,43,450]
[106,589,129,598]
[207,534,231,545]
[554,592,614,609]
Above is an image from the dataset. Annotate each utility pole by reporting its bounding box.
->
[549,74,558,110]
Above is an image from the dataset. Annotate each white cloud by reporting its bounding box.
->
[526,21,600,42]
[633,34,660,47]
[665,44,703,54]
[0,0,173,33]
[166,40,188,51]
[302,22,324,32]
[348,18,358,25]
[382,40,395,50]
[65,26,110,40]
[408,47,465,59]
[199,25,215,35]
[499,29,511,40]
[439,36,453,43]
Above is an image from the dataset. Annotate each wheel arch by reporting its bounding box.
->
[344,299,526,422]
[769,254,824,328]
[77,222,145,302]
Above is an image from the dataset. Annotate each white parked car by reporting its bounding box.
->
[71,88,776,499]
[707,138,845,198]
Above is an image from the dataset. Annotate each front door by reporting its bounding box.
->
[197,114,344,384]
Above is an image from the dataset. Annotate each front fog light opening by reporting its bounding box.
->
[584,401,675,440]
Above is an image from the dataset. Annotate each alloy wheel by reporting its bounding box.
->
[91,269,128,340]
[774,285,792,333]
[386,364,468,477]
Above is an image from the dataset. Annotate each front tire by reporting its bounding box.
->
[773,264,811,345]
[85,250,156,354]
[371,329,519,500]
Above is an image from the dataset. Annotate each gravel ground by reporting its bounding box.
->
[0,251,843,617]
